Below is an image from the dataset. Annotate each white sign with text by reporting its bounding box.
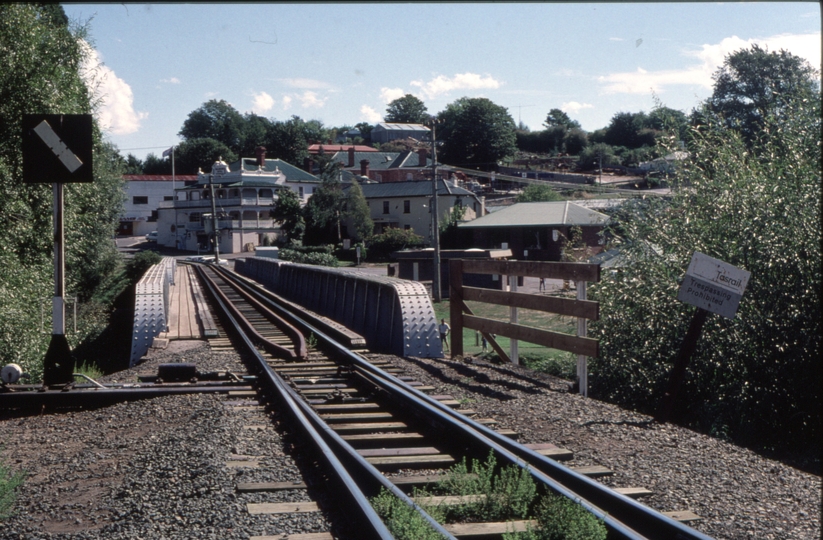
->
[677,252,750,319]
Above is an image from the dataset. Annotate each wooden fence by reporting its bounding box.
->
[448,259,600,396]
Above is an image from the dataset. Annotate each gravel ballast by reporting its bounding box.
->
[1,340,819,539]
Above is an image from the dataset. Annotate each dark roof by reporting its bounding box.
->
[345,179,476,199]
[331,150,432,170]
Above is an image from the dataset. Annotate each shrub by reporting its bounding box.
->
[370,488,447,540]
[125,250,161,283]
[502,493,606,540]
[279,249,339,267]
[368,228,425,261]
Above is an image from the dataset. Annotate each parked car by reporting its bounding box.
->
[145,231,158,242]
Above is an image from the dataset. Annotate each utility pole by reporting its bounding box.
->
[430,120,442,303]
[208,173,220,263]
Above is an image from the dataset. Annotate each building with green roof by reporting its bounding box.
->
[156,153,320,254]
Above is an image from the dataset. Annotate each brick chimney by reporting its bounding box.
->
[360,159,370,177]
[304,157,313,173]
[255,146,266,167]
[417,148,427,167]
[348,147,355,167]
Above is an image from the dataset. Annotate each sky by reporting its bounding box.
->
[61,2,821,161]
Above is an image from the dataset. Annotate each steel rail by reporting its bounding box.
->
[195,265,411,540]
[212,265,715,540]
[203,267,304,360]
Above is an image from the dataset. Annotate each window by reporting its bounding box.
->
[163,196,173,201]
[299,186,304,198]
[133,196,148,205]
[403,200,410,214]
[404,224,411,230]
[406,173,413,181]
[383,201,389,214]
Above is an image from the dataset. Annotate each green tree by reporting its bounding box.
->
[516,183,563,202]
[576,143,619,171]
[439,97,518,170]
[178,99,246,154]
[707,44,819,145]
[562,128,589,155]
[0,4,125,380]
[174,138,237,175]
[344,181,373,243]
[303,170,345,246]
[354,122,374,144]
[263,116,310,166]
[141,152,172,174]
[271,187,305,245]
[543,108,581,130]
[385,94,429,124]
[603,111,656,149]
[591,93,820,463]
[239,112,273,158]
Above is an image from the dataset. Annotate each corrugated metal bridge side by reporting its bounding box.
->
[234,257,443,358]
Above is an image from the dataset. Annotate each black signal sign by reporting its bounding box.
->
[22,114,93,183]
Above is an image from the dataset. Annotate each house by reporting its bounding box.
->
[119,174,197,236]
[457,201,610,261]
[370,122,430,144]
[155,147,320,254]
[343,179,483,244]
[639,151,689,174]
[330,146,438,183]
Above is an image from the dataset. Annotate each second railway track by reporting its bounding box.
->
[191,262,715,540]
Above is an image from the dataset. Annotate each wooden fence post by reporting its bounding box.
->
[449,259,464,358]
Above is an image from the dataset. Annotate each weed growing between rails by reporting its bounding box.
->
[370,451,605,540]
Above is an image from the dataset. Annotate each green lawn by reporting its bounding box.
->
[431,298,579,380]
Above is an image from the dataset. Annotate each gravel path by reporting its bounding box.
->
[1,340,819,539]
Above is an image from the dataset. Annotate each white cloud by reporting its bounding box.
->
[279,78,330,90]
[599,32,821,95]
[298,91,327,108]
[360,105,383,123]
[251,91,275,114]
[282,96,292,110]
[609,37,624,42]
[160,77,181,84]
[410,72,502,99]
[80,41,147,135]
[379,87,406,104]
[561,101,594,113]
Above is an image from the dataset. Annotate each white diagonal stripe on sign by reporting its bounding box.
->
[33,120,83,173]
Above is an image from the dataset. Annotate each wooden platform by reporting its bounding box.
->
[166,264,218,340]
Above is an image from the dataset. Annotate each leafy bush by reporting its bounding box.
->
[522,351,577,380]
[370,488,447,540]
[590,96,820,465]
[125,250,162,283]
[503,493,606,540]
[279,249,339,267]
[427,451,536,522]
[335,245,367,263]
[368,228,425,261]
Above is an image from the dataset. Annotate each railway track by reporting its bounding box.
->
[192,263,715,540]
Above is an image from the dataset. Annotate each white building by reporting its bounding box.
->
[155,150,320,254]
[119,175,197,236]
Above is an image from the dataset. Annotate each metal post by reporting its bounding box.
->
[510,275,519,365]
[430,122,442,303]
[577,280,588,396]
[42,182,74,385]
[209,174,220,262]
[656,307,709,422]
